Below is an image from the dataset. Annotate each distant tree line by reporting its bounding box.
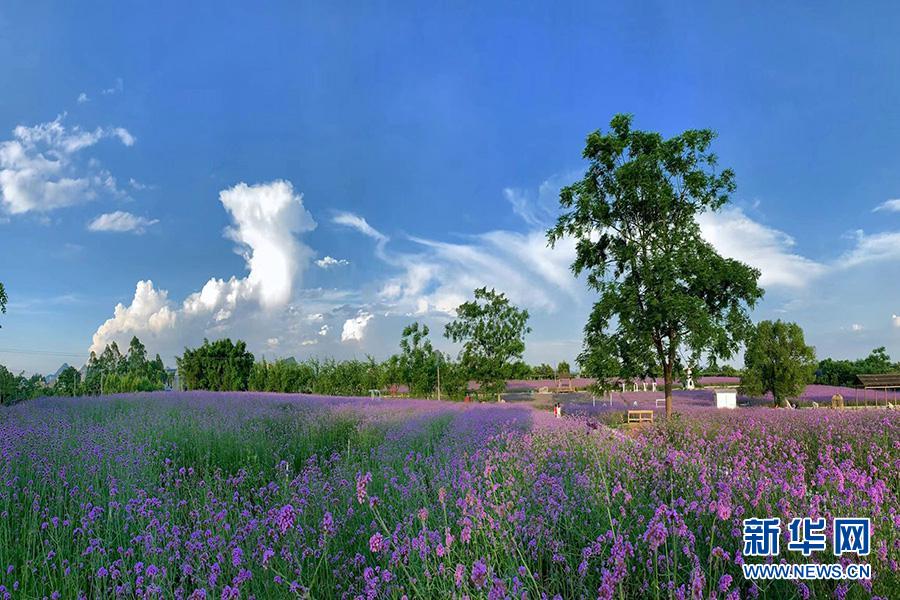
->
[0,367,44,405]
[84,336,169,394]
[815,347,899,388]
[0,336,167,405]
[174,288,535,400]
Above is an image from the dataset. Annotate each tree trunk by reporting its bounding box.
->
[663,362,673,419]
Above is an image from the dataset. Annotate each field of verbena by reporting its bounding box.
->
[1,393,897,599]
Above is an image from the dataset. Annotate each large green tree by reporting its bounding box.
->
[740,320,816,407]
[398,322,439,398]
[444,287,531,401]
[548,114,763,417]
[177,338,255,391]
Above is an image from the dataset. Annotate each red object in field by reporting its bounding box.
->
[554,403,562,418]
[464,395,471,403]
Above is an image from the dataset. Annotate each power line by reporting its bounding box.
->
[0,347,90,358]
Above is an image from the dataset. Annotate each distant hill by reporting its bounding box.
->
[45,363,71,384]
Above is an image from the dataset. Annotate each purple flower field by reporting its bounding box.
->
[1,392,897,599]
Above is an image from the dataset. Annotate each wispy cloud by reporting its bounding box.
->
[333,212,387,242]
[835,230,900,268]
[87,211,158,234]
[101,78,124,96]
[873,199,900,213]
[697,207,828,288]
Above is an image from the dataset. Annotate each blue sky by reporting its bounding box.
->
[2,1,900,374]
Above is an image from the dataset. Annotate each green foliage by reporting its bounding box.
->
[577,320,622,394]
[54,365,81,397]
[556,361,571,377]
[532,363,556,379]
[399,322,439,397]
[102,372,163,393]
[740,320,817,407]
[250,358,316,393]
[249,356,387,397]
[506,361,532,380]
[700,358,742,377]
[436,357,470,400]
[83,336,167,395]
[0,364,44,405]
[816,347,899,387]
[444,287,531,400]
[548,114,763,416]
[177,338,255,391]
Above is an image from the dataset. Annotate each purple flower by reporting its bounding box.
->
[322,511,335,536]
[471,558,488,589]
[275,505,295,533]
[356,471,372,504]
[369,532,385,553]
[262,547,275,565]
[220,585,239,600]
[454,564,465,588]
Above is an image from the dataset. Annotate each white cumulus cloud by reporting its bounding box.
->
[218,180,316,309]
[341,312,373,342]
[90,180,318,355]
[0,114,134,214]
[316,255,349,268]
[90,280,178,353]
[88,211,158,234]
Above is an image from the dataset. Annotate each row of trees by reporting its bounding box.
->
[0,335,168,404]
[0,366,44,405]
[175,288,533,400]
[83,337,168,394]
[2,111,896,411]
[816,347,899,387]
[49,337,169,398]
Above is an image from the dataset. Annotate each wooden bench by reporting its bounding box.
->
[627,409,654,424]
[655,398,666,408]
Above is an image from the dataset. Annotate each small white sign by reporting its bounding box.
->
[715,390,737,409]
